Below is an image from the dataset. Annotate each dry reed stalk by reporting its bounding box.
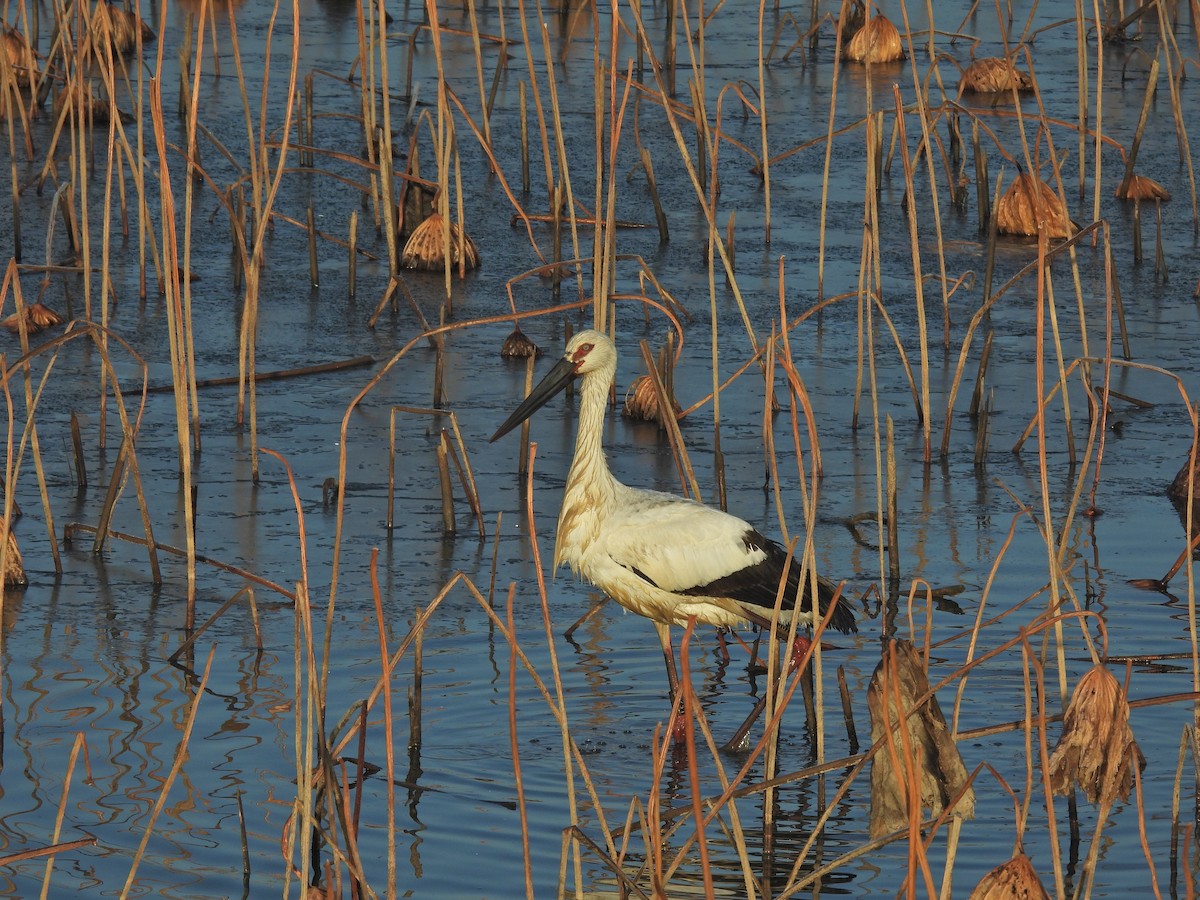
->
[167,586,260,663]
[1047,664,1145,806]
[867,640,975,838]
[968,854,1050,899]
[995,170,1073,238]
[506,585,535,899]
[38,731,91,897]
[69,410,86,488]
[368,549,398,896]
[437,430,455,534]
[84,0,155,56]
[891,87,932,457]
[958,57,1034,95]
[120,647,215,896]
[843,10,903,62]
[638,340,700,500]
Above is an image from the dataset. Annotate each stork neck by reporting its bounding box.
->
[565,367,618,500]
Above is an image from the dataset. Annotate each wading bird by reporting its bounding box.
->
[491,330,856,723]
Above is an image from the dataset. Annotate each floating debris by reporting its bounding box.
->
[867,640,975,837]
[3,302,64,334]
[1115,174,1170,202]
[500,326,541,359]
[844,12,904,63]
[401,212,480,272]
[1047,663,1145,806]
[995,171,1074,238]
[968,854,1051,900]
[958,57,1034,95]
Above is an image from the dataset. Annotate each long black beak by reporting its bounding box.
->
[489,357,578,442]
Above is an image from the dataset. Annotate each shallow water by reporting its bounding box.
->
[0,0,1198,897]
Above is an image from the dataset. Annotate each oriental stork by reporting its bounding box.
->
[491,330,856,716]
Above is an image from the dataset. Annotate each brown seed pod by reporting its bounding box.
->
[1047,664,1145,806]
[995,172,1074,238]
[1115,174,1170,202]
[3,302,64,334]
[958,57,1034,95]
[844,13,904,63]
[500,326,541,359]
[400,213,480,272]
[968,855,1050,900]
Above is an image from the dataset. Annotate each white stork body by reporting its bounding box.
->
[492,330,855,697]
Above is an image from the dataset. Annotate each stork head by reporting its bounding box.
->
[489,330,618,442]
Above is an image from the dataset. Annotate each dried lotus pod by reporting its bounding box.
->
[400,213,480,272]
[1168,443,1199,506]
[3,302,64,334]
[500,326,541,359]
[0,517,26,588]
[1,27,39,86]
[958,57,1034,94]
[867,640,975,837]
[844,12,904,63]
[1047,663,1145,806]
[995,172,1074,238]
[53,79,133,124]
[87,2,155,56]
[622,374,681,422]
[968,855,1050,900]
[1115,174,1170,202]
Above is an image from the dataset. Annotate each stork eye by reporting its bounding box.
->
[573,343,594,361]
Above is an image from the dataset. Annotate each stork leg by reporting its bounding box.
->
[720,635,816,755]
[654,622,689,743]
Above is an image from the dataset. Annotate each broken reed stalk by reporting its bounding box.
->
[347,210,357,297]
[437,430,455,534]
[306,205,319,286]
[69,410,86,488]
